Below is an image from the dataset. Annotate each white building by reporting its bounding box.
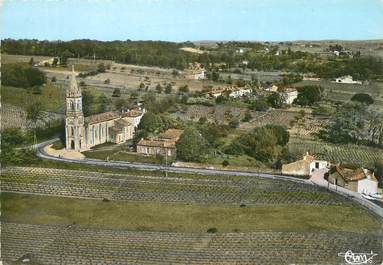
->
[333,75,362,85]
[327,166,378,195]
[280,88,298,104]
[229,88,252,98]
[282,153,329,177]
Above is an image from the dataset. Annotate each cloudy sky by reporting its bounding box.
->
[2,0,383,41]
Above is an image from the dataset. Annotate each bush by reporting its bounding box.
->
[351,93,374,105]
[112,88,121,97]
[222,160,229,167]
[206,227,218,233]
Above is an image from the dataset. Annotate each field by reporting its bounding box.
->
[288,138,383,167]
[294,80,383,111]
[2,84,65,113]
[1,166,382,265]
[2,54,53,64]
[240,109,297,130]
[2,193,379,233]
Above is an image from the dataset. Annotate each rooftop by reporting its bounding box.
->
[158,129,184,140]
[85,111,119,125]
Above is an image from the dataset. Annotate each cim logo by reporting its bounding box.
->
[338,250,378,264]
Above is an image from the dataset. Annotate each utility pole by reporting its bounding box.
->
[165,148,168,178]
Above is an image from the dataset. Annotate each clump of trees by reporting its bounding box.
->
[82,90,110,116]
[2,63,46,88]
[225,125,289,162]
[351,93,374,105]
[176,127,209,163]
[294,86,323,106]
[319,102,383,146]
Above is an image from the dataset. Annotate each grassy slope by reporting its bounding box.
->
[2,84,65,113]
[1,193,380,233]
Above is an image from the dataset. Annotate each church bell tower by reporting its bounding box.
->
[65,66,85,151]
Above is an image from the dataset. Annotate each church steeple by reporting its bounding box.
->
[67,65,81,98]
[65,65,85,151]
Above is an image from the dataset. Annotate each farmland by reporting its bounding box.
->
[293,80,383,111]
[288,138,383,167]
[1,166,382,265]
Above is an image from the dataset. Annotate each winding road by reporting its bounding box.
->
[36,139,383,219]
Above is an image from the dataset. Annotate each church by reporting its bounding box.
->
[65,67,144,151]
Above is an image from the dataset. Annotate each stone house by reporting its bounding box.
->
[282,153,329,177]
[136,129,183,158]
[326,166,378,195]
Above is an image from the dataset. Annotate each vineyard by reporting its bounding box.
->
[288,138,383,167]
[2,222,382,265]
[2,166,382,264]
[1,104,63,130]
[241,109,297,130]
[1,167,349,206]
[288,115,330,139]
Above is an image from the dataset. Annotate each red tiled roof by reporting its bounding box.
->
[85,112,119,125]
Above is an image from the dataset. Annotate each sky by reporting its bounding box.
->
[1,0,383,42]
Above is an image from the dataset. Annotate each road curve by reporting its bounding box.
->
[35,139,383,219]
[35,139,311,185]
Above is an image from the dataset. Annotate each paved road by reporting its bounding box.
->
[35,139,383,219]
[36,139,311,185]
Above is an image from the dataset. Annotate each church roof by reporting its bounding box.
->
[85,111,120,125]
[66,65,82,98]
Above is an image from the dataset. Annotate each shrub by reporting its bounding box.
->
[207,227,218,233]
[351,93,374,105]
[222,160,229,167]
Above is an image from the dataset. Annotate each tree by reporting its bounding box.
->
[211,71,220,82]
[178,85,189,94]
[26,101,45,127]
[176,127,209,162]
[139,82,145,90]
[82,90,95,116]
[155,84,163,93]
[2,63,46,88]
[351,93,374,105]
[242,111,252,122]
[138,112,164,133]
[250,99,269,111]
[60,50,73,65]
[374,160,383,187]
[112,88,121,97]
[295,86,323,106]
[229,119,239,128]
[97,63,106,73]
[225,125,289,162]
[165,84,172,94]
[267,92,284,108]
[114,98,126,110]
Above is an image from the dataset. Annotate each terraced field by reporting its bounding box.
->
[288,138,383,167]
[2,222,382,265]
